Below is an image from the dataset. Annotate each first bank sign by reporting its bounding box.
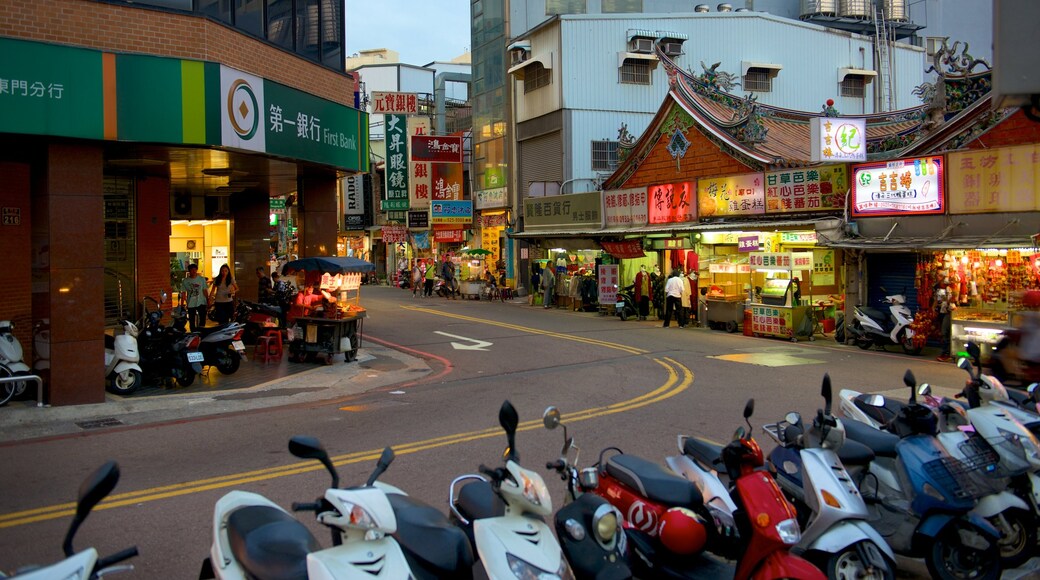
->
[221,68,266,152]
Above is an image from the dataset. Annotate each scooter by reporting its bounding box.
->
[542,407,632,580]
[668,400,824,579]
[234,300,281,345]
[762,374,897,579]
[137,294,203,388]
[0,462,138,579]
[846,289,920,355]
[448,401,572,579]
[196,320,246,375]
[615,284,638,321]
[837,371,1003,579]
[0,320,31,405]
[104,319,143,395]
[201,437,413,579]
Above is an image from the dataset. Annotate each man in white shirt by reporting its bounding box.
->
[662,270,686,328]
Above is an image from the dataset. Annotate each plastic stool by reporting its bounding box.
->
[500,288,513,302]
[262,330,283,361]
[254,336,275,363]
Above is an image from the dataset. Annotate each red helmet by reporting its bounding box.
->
[658,507,707,555]
[1024,290,1040,308]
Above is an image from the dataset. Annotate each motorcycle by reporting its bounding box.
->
[201,437,414,579]
[542,407,632,580]
[104,319,143,395]
[837,371,1003,579]
[448,400,573,579]
[0,462,138,579]
[137,294,203,388]
[762,374,898,579]
[666,400,824,579]
[196,321,246,375]
[846,289,920,355]
[0,320,31,405]
[615,284,638,321]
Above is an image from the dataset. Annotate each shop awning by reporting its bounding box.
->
[507,52,553,78]
[601,240,646,259]
[817,233,1039,251]
[508,217,840,239]
[838,67,878,83]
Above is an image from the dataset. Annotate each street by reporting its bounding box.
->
[0,286,1017,577]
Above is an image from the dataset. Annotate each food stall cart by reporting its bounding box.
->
[282,256,372,364]
[748,252,815,342]
[705,261,751,332]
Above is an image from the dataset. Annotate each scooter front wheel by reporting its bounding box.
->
[927,521,1001,580]
[107,369,143,395]
[899,329,922,356]
[0,365,14,406]
[176,369,196,387]
[823,541,893,580]
[215,350,241,375]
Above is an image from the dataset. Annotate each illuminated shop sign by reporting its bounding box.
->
[851,156,945,217]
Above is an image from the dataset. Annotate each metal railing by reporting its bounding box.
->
[1,374,45,408]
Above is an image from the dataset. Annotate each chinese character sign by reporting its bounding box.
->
[737,235,760,252]
[482,225,503,266]
[811,117,866,162]
[432,163,464,201]
[765,165,847,213]
[474,187,508,210]
[851,156,944,217]
[647,182,696,224]
[523,192,603,229]
[598,265,619,304]
[381,225,408,243]
[411,135,464,163]
[948,145,1040,213]
[698,173,765,217]
[604,188,649,228]
[431,200,473,224]
[371,91,418,115]
[751,305,794,338]
[382,113,409,211]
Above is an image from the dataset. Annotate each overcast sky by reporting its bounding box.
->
[345,0,472,66]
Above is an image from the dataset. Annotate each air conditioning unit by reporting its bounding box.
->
[510,48,529,66]
[662,42,684,57]
[629,38,653,53]
[171,194,194,218]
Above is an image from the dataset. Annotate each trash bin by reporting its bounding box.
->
[743,309,754,336]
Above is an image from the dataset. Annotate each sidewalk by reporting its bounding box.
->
[0,345,432,444]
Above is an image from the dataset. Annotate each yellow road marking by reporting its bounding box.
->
[0,357,693,529]
[401,306,649,355]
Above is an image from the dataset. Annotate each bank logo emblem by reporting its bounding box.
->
[227,79,259,140]
[220,66,266,153]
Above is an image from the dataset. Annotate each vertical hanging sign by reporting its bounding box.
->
[382,113,409,211]
[408,116,432,211]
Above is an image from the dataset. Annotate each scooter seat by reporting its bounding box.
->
[836,438,875,466]
[859,306,890,325]
[197,323,239,338]
[456,479,505,522]
[388,493,474,576]
[605,454,703,507]
[853,396,904,426]
[842,419,899,458]
[104,334,115,350]
[226,505,320,580]
[683,436,725,469]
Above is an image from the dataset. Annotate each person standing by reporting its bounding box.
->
[209,263,239,325]
[934,278,955,362]
[441,256,457,299]
[179,263,209,332]
[256,266,272,303]
[634,265,652,321]
[411,260,424,298]
[271,272,289,328]
[680,271,693,328]
[662,269,685,328]
[650,264,665,319]
[424,259,436,297]
[541,265,556,309]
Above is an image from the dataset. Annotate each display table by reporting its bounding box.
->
[750,304,812,341]
[706,297,746,333]
[288,311,366,364]
[459,281,484,300]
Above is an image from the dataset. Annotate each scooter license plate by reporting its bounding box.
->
[232,340,245,351]
[616,301,625,308]
[187,351,204,363]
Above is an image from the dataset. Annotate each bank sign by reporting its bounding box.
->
[0,38,368,172]
[851,156,945,217]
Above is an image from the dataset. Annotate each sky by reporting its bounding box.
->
[344,0,472,66]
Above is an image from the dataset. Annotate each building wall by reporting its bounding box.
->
[618,117,755,188]
[0,0,355,106]
[966,110,1040,150]
[0,162,32,355]
[136,177,172,305]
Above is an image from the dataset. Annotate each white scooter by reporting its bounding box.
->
[846,289,921,355]
[105,320,143,395]
[0,320,31,405]
[760,374,896,579]
[1,462,138,579]
[201,437,412,579]
[448,400,572,579]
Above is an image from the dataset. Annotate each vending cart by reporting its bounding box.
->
[748,251,815,342]
[282,256,373,364]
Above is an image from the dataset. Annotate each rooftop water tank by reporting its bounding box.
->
[884,0,908,21]
[717,3,733,12]
[695,4,711,12]
[800,0,837,17]
[839,0,871,18]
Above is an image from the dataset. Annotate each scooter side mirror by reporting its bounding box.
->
[366,446,395,487]
[957,357,972,371]
[743,398,755,419]
[160,290,168,305]
[904,369,917,403]
[918,383,932,396]
[289,436,339,489]
[543,407,561,430]
[499,400,519,462]
[63,461,120,557]
[821,374,833,415]
[966,342,982,361]
[1029,383,1039,397]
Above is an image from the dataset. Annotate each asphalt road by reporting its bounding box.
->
[0,285,1030,577]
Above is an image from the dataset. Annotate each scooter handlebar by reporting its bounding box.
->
[546,459,566,472]
[96,546,138,570]
[292,502,322,512]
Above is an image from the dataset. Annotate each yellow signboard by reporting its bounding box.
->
[948,145,1040,213]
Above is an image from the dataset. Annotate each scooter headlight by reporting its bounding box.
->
[775,518,801,545]
[346,502,377,529]
[518,471,546,507]
[592,505,618,543]
[563,518,586,541]
[506,553,575,580]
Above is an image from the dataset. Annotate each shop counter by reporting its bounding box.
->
[705,297,746,333]
[288,311,367,364]
[749,303,814,341]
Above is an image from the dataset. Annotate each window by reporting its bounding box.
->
[591,141,619,171]
[235,0,263,37]
[840,75,866,98]
[267,0,294,49]
[546,0,586,15]
[743,69,772,92]
[524,63,551,93]
[619,59,651,85]
[925,36,947,57]
[198,0,232,22]
[602,0,642,12]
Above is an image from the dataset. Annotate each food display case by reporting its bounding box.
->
[705,262,751,332]
[951,306,1012,364]
[748,252,814,341]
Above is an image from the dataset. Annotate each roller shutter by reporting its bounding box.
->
[866,253,919,313]
[519,132,563,198]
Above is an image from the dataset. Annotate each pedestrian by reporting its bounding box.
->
[424,259,436,297]
[541,265,555,309]
[412,260,424,297]
[934,278,955,362]
[680,270,693,328]
[662,269,685,328]
[256,266,272,304]
[209,263,239,325]
[531,265,542,300]
[179,263,209,332]
[441,256,457,299]
[271,272,289,328]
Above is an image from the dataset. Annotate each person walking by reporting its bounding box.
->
[541,265,556,309]
[209,263,239,325]
[441,256,457,299]
[256,266,272,304]
[662,269,685,328]
[424,259,436,297]
[411,260,424,298]
[179,263,209,332]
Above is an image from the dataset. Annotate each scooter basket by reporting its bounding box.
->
[956,435,1016,478]
[923,456,1002,501]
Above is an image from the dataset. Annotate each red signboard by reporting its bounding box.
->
[411,135,464,163]
[647,182,696,224]
[432,163,464,200]
[433,228,465,242]
[381,225,408,243]
[600,240,645,259]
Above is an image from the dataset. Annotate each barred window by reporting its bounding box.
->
[524,63,551,93]
[840,75,866,98]
[546,0,586,14]
[591,141,619,171]
[603,0,642,12]
[619,59,651,85]
[743,69,771,92]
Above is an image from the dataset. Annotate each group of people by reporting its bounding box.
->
[404,256,459,299]
[660,266,698,328]
[178,262,240,333]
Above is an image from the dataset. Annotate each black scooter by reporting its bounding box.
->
[615,284,638,321]
[138,294,203,388]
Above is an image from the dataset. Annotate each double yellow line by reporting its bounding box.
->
[0,357,692,529]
